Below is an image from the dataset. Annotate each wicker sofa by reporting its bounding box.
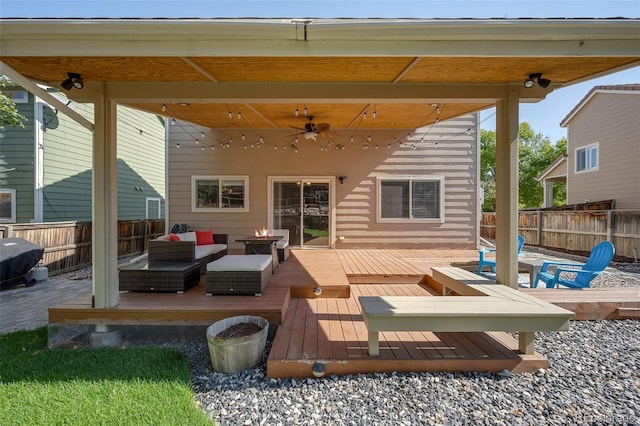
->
[155,231,228,274]
[119,240,203,292]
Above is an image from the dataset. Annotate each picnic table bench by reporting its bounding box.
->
[358,266,573,357]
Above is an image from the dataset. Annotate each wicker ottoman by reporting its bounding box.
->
[206,255,272,296]
[119,261,200,293]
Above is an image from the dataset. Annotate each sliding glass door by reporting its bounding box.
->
[272,179,331,248]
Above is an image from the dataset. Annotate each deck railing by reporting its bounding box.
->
[481,210,640,261]
[0,219,165,275]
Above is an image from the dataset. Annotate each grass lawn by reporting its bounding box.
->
[304,228,328,238]
[0,328,212,425]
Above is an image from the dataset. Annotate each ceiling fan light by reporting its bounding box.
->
[304,131,316,140]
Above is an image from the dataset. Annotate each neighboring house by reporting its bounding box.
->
[537,154,568,208]
[0,86,166,223]
[556,84,640,209]
[167,113,480,250]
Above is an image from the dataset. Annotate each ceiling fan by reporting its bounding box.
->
[288,116,333,140]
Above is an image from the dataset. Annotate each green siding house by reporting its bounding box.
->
[0,86,166,223]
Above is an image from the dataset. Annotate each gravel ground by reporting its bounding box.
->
[45,250,640,424]
[184,249,640,426]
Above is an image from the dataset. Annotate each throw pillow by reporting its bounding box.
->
[195,229,214,245]
[169,233,181,241]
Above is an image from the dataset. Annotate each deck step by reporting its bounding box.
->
[617,307,640,318]
[290,285,350,299]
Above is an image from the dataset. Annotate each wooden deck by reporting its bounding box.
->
[267,282,548,378]
[48,248,640,378]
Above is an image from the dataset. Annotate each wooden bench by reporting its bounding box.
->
[358,266,573,357]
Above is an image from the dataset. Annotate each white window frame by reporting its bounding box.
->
[0,189,17,223]
[191,175,249,212]
[145,197,162,219]
[575,142,599,174]
[376,176,445,223]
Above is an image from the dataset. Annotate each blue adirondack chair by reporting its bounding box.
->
[477,235,525,274]
[533,241,615,289]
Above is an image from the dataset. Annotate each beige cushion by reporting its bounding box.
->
[178,231,197,242]
[271,229,289,248]
[207,255,272,272]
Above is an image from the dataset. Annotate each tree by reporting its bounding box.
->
[0,76,27,130]
[480,129,497,211]
[480,122,567,211]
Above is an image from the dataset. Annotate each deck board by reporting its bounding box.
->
[267,281,549,378]
[46,248,639,378]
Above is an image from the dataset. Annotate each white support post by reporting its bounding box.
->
[543,180,554,208]
[92,85,119,308]
[494,86,520,288]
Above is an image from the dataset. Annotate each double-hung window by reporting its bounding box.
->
[191,176,249,212]
[0,189,16,223]
[575,143,598,173]
[377,176,444,222]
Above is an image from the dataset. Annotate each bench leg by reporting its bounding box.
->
[368,331,380,356]
[518,331,535,354]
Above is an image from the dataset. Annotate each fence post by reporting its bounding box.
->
[537,211,543,246]
[607,210,614,242]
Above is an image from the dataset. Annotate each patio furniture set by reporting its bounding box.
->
[118,229,290,295]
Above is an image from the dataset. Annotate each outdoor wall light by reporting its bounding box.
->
[524,73,551,89]
[61,73,84,91]
[312,363,326,378]
[337,176,348,184]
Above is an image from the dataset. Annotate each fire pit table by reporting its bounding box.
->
[236,236,282,271]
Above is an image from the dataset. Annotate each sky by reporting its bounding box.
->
[1,0,639,142]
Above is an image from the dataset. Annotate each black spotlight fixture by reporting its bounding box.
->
[61,72,84,91]
[524,73,551,89]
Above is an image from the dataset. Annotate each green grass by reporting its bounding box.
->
[0,328,212,426]
[304,228,328,238]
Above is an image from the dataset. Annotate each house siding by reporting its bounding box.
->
[566,92,640,209]
[0,91,36,222]
[42,100,166,221]
[167,114,479,250]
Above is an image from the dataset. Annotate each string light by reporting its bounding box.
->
[294,107,299,117]
[171,118,176,126]
[303,106,308,116]
[161,104,167,112]
[228,111,232,119]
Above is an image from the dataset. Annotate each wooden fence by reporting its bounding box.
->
[481,210,640,261]
[0,220,165,275]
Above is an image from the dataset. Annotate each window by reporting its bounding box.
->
[0,189,16,223]
[191,176,249,212]
[377,177,444,222]
[575,143,598,173]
